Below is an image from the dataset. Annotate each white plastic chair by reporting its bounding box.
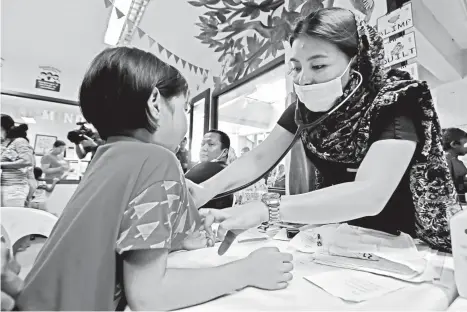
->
[0,207,58,247]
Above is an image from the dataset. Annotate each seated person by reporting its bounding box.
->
[175,137,191,173]
[16,47,292,311]
[443,128,467,203]
[185,130,234,209]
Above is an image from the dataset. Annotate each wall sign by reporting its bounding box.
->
[399,63,419,79]
[383,32,417,68]
[35,66,61,92]
[34,134,57,156]
[377,3,413,39]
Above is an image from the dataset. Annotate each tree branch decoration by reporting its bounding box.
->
[189,0,374,92]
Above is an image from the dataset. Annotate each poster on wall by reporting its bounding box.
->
[398,63,419,79]
[35,66,61,92]
[33,134,57,156]
[377,3,413,39]
[383,32,417,68]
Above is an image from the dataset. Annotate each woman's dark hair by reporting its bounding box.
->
[442,128,467,151]
[289,8,358,59]
[79,47,189,140]
[1,114,29,141]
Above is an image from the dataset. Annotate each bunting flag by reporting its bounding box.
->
[148,36,156,47]
[104,0,113,9]
[115,7,125,19]
[103,0,210,79]
[158,44,164,54]
[137,27,145,38]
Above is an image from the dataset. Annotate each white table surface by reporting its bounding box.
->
[168,239,458,311]
[447,297,467,311]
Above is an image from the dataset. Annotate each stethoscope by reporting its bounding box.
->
[213,71,363,199]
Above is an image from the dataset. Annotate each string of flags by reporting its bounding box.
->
[103,0,209,78]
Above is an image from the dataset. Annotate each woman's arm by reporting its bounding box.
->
[201,125,295,201]
[75,144,87,160]
[281,140,416,223]
[206,140,416,240]
[0,159,31,169]
[1,139,33,169]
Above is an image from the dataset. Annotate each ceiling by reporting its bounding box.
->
[0,0,221,97]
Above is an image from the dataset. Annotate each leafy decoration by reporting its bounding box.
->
[188,0,373,92]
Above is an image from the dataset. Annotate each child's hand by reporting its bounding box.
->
[181,231,210,251]
[52,177,60,183]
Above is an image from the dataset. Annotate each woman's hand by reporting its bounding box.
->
[200,201,269,253]
[185,179,212,208]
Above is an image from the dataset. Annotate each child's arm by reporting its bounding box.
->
[37,178,60,193]
[123,247,293,311]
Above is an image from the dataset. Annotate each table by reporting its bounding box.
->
[168,239,458,311]
[447,297,467,311]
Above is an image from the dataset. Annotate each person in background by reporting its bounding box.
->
[17,47,292,311]
[75,133,104,160]
[25,152,38,207]
[40,140,72,180]
[28,167,59,214]
[176,137,191,173]
[185,130,234,209]
[1,114,33,207]
[273,164,286,189]
[442,128,467,203]
[188,8,458,253]
[240,146,250,157]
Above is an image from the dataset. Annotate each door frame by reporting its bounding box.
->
[188,88,211,152]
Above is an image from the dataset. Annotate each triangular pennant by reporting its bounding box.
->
[132,202,158,219]
[135,221,160,240]
[148,36,156,47]
[181,60,187,68]
[200,68,204,75]
[137,27,145,38]
[104,0,113,8]
[174,55,180,64]
[115,7,125,19]
[158,44,164,54]
[189,63,193,71]
[205,70,209,76]
[194,66,198,74]
[166,50,173,59]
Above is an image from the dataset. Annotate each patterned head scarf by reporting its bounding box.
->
[295,13,459,252]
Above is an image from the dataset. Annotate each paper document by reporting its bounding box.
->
[304,269,409,302]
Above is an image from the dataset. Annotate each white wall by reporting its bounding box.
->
[432,77,467,130]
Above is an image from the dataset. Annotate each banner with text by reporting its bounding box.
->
[377,3,413,39]
[383,32,417,68]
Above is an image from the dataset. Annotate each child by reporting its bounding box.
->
[17,47,293,311]
[442,128,467,203]
[28,167,59,213]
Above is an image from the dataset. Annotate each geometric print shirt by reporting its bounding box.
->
[113,178,201,309]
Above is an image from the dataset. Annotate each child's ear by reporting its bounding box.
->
[147,87,161,126]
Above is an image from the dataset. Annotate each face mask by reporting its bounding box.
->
[212,149,228,162]
[294,60,354,112]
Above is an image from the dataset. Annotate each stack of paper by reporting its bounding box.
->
[290,223,434,282]
[304,269,410,302]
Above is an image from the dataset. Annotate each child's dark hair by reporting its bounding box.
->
[79,47,189,140]
[442,128,467,151]
[34,167,43,180]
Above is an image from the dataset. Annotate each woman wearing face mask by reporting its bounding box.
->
[190,8,458,253]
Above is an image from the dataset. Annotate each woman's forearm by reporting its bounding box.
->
[131,259,249,311]
[1,159,31,169]
[280,181,386,225]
